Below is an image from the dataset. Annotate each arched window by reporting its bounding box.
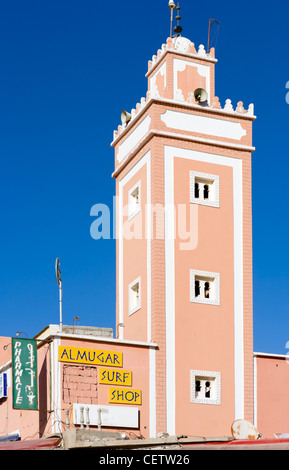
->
[190,172,219,208]
[129,278,141,315]
[190,271,220,306]
[204,281,210,299]
[195,380,201,397]
[205,381,211,398]
[128,182,141,219]
[191,371,221,405]
[195,280,200,298]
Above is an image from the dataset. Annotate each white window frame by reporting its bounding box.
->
[190,171,219,207]
[128,181,141,220]
[190,370,221,405]
[128,277,141,316]
[190,270,220,306]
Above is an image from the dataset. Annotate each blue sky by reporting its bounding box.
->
[0,0,288,354]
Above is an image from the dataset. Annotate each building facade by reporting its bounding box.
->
[112,34,255,437]
[0,34,287,442]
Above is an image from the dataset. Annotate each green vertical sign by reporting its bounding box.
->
[12,338,38,410]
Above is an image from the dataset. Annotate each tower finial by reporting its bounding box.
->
[168,0,182,37]
[173,0,183,35]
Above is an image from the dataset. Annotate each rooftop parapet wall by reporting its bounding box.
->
[112,94,255,146]
[112,36,255,146]
[146,35,216,74]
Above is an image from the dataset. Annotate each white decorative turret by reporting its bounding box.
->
[224,99,234,112]
[197,44,207,58]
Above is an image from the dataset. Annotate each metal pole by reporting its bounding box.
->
[55,258,62,333]
[59,280,62,332]
[207,19,219,54]
[169,1,176,38]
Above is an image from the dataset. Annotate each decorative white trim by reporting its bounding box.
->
[155,129,255,151]
[197,44,207,58]
[128,276,141,316]
[190,370,221,405]
[190,270,220,306]
[149,347,156,438]
[164,145,244,434]
[51,337,62,433]
[117,115,151,162]
[165,146,175,436]
[173,58,211,104]
[150,62,166,98]
[161,110,246,141]
[146,45,217,80]
[118,152,154,437]
[254,354,257,429]
[190,170,220,208]
[112,96,256,147]
[112,129,255,180]
[118,151,151,342]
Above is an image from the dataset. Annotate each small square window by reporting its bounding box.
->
[190,270,220,306]
[129,277,141,315]
[190,370,221,405]
[128,181,141,219]
[190,171,219,207]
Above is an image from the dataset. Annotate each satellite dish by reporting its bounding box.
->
[194,88,208,103]
[231,419,260,441]
[55,258,61,286]
[121,110,132,125]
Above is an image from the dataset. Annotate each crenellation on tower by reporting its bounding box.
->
[112,35,255,149]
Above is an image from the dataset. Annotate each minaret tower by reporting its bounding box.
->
[111,3,255,437]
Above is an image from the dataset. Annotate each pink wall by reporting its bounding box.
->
[0,338,12,364]
[256,354,289,438]
[0,336,152,440]
[174,156,235,437]
[122,164,148,343]
[0,341,51,440]
[58,337,152,438]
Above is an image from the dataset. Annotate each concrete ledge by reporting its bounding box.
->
[62,429,232,450]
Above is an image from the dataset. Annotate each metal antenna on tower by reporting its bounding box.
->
[55,258,63,332]
[207,19,219,54]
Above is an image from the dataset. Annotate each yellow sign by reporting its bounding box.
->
[109,388,142,405]
[99,369,132,386]
[58,346,123,367]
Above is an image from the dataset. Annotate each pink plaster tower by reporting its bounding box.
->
[111,29,256,437]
